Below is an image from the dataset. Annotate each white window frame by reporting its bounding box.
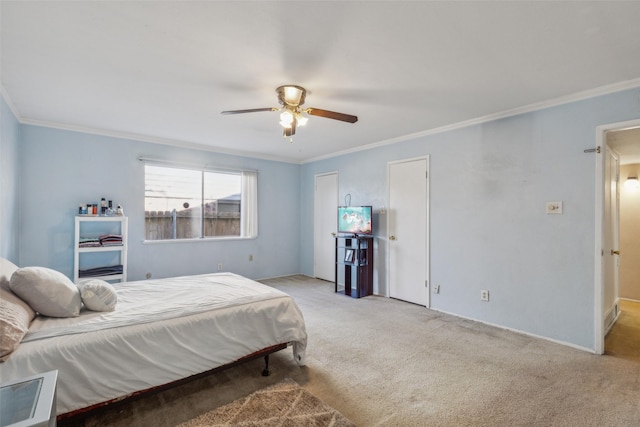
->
[141,158,258,243]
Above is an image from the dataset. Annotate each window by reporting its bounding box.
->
[144,164,257,241]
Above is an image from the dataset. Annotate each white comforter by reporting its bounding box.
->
[0,273,307,415]
[25,273,298,342]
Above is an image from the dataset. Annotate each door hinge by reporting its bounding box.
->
[425,280,428,288]
[584,146,601,154]
[425,171,428,179]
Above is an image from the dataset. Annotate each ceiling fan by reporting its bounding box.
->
[221,85,358,140]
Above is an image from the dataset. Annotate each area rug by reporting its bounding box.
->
[177,379,355,427]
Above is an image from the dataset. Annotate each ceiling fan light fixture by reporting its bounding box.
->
[277,85,306,106]
[279,110,294,128]
[222,85,357,141]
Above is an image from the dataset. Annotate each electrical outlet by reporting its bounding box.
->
[217,263,223,271]
[146,272,152,279]
[480,290,489,301]
[546,201,563,214]
[249,254,253,261]
[433,284,440,294]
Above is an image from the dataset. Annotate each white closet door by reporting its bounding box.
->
[388,158,429,306]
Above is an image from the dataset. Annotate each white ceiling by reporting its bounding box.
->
[608,128,640,165]
[3,1,640,163]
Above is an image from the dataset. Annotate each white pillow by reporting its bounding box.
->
[78,279,117,312]
[0,257,19,292]
[10,266,82,317]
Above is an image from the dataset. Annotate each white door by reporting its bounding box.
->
[603,145,620,329]
[388,157,429,306]
[314,173,338,281]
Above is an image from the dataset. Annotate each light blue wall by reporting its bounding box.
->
[300,88,640,351]
[9,87,640,351]
[0,96,20,263]
[18,125,300,281]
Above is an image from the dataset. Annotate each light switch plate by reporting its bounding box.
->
[546,201,563,214]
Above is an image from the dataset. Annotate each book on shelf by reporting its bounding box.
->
[344,249,354,263]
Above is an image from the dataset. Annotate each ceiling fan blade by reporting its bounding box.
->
[306,108,358,123]
[221,107,278,115]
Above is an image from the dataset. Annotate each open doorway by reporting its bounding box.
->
[602,126,640,360]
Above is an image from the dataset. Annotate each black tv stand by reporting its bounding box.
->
[334,234,373,298]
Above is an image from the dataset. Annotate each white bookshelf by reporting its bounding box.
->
[73,216,128,283]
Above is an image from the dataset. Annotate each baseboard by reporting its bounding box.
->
[270,275,597,353]
[256,273,309,281]
[429,307,595,354]
[604,299,621,335]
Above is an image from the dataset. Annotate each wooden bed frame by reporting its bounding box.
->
[56,342,287,425]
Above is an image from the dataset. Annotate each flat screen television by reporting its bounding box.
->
[338,206,373,236]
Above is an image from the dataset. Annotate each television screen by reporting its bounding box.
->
[338,206,373,235]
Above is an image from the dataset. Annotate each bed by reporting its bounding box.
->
[0,258,307,419]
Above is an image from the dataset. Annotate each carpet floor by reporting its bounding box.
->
[605,299,640,362]
[68,275,640,426]
[177,378,355,427]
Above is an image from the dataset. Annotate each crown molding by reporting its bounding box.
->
[302,77,640,164]
[1,85,22,121]
[8,77,640,165]
[18,118,301,164]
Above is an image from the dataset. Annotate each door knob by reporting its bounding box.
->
[331,232,336,237]
[611,250,620,255]
[390,235,396,241]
